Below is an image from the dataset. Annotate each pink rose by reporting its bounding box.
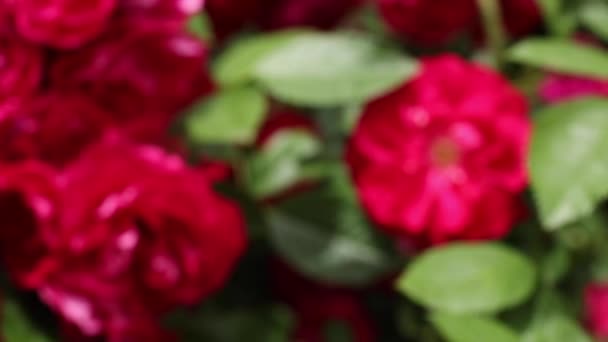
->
[0,139,246,340]
[347,55,530,245]
[14,0,117,48]
[585,283,608,339]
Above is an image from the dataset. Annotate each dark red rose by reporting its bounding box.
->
[0,162,60,288]
[14,0,117,48]
[376,0,540,46]
[205,0,259,40]
[257,0,363,30]
[0,92,114,165]
[585,283,608,339]
[256,109,316,146]
[500,0,542,39]
[347,55,530,245]
[0,34,42,117]
[51,23,213,140]
[206,0,362,40]
[376,0,476,47]
[274,262,376,342]
[0,139,246,340]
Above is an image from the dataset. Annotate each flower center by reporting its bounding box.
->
[430,137,460,167]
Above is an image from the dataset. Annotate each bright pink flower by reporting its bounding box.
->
[376,0,540,46]
[15,0,117,48]
[585,283,608,339]
[0,139,246,340]
[347,55,530,245]
[540,74,608,103]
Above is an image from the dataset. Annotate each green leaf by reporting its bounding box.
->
[254,32,419,107]
[430,313,519,342]
[580,1,608,42]
[242,130,323,199]
[186,87,267,145]
[397,243,536,314]
[529,98,608,229]
[538,0,579,36]
[266,165,394,286]
[522,315,592,342]
[3,299,53,342]
[187,13,213,42]
[508,38,608,79]
[213,30,310,87]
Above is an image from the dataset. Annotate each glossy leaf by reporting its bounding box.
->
[530,98,608,229]
[254,32,419,107]
[397,243,536,314]
[509,39,608,79]
[213,30,310,87]
[431,313,519,342]
[186,87,267,145]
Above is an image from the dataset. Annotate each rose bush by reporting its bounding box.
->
[0,0,607,341]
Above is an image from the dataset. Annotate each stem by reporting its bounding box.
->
[476,0,507,69]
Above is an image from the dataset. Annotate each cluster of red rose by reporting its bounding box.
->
[0,0,244,341]
[3,0,608,341]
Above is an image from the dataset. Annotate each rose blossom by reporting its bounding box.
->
[14,0,117,48]
[206,0,362,40]
[119,0,205,27]
[0,139,246,340]
[376,0,540,46]
[0,34,42,117]
[538,37,608,103]
[51,23,213,141]
[274,262,376,342]
[347,55,529,245]
[0,91,114,165]
[540,73,608,103]
[585,283,608,339]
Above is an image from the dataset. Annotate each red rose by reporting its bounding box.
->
[376,0,476,47]
[0,92,114,165]
[257,0,363,30]
[206,0,362,40]
[14,0,117,48]
[0,139,246,339]
[274,262,376,342]
[0,34,42,117]
[585,283,608,339]
[51,24,213,140]
[0,162,60,288]
[119,0,204,26]
[376,0,540,46]
[256,109,316,146]
[347,55,529,245]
